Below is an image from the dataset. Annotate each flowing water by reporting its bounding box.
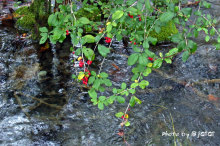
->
[0,0,220,146]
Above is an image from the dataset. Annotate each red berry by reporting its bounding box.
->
[148,57,153,61]
[66,30,69,36]
[128,108,130,111]
[87,60,92,65]
[105,37,111,43]
[79,61,84,67]
[72,51,75,54]
[121,115,125,120]
[139,18,141,21]
[134,42,136,45]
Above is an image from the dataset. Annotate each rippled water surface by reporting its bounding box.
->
[0,0,220,146]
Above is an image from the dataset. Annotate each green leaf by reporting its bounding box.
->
[210,28,215,36]
[91,97,98,105]
[115,112,124,118]
[128,53,139,66]
[205,35,210,42]
[134,96,142,104]
[112,10,124,20]
[139,80,149,89]
[164,58,172,64]
[112,88,117,94]
[93,79,101,90]
[88,76,95,84]
[99,96,106,102]
[129,96,136,107]
[139,54,148,66]
[143,68,151,76]
[98,45,110,57]
[100,72,108,78]
[121,82,127,90]
[148,37,157,45]
[125,121,130,126]
[39,27,48,33]
[129,89,136,94]
[153,59,163,68]
[143,40,149,49]
[56,0,63,3]
[39,33,48,44]
[182,51,190,62]
[79,17,90,24]
[106,24,112,32]
[103,79,112,87]
[160,11,174,22]
[131,83,139,88]
[98,102,104,110]
[91,71,96,76]
[82,47,95,60]
[88,88,97,98]
[48,14,58,26]
[82,35,95,43]
[116,96,125,103]
[145,0,151,11]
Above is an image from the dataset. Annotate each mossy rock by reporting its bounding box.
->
[14,6,36,30]
[149,21,178,42]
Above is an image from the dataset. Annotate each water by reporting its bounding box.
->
[0,1,220,146]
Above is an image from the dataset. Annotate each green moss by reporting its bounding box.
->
[149,21,178,42]
[14,6,36,30]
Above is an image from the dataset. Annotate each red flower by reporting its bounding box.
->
[148,57,154,61]
[105,37,111,43]
[87,60,92,65]
[79,60,84,67]
[66,30,70,35]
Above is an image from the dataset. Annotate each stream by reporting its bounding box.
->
[0,0,220,146]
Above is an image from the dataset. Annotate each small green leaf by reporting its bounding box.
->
[160,11,174,22]
[143,68,151,76]
[112,10,124,20]
[115,112,124,118]
[93,79,101,90]
[112,88,117,94]
[39,27,48,33]
[121,82,127,90]
[79,17,90,24]
[164,58,172,64]
[128,53,139,66]
[82,47,95,60]
[153,59,163,68]
[88,76,95,84]
[39,33,48,44]
[129,89,136,94]
[131,83,139,88]
[88,88,97,98]
[125,121,130,126]
[98,45,110,57]
[129,96,136,107]
[134,96,142,104]
[98,102,104,110]
[205,35,210,42]
[182,51,190,62]
[99,96,106,102]
[100,72,108,78]
[82,35,95,43]
[116,96,125,103]
[139,80,149,89]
